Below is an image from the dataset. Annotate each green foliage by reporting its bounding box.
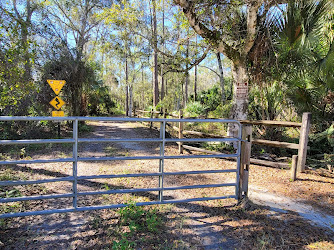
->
[112,237,135,250]
[202,142,235,153]
[0,5,37,116]
[112,201,163,249]
[270,0,333,127]
[0,169,21,211]
[185,101,206,117]
[87,81,116,116]
[248,82,287,121]
[117,202,162,233]
[209,102,233,118]
[39,55,102,116]
[197,85,221,112]
[309,124,334,155]
[78,123,93,133]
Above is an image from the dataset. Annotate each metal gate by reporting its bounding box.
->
[0,116,242,218]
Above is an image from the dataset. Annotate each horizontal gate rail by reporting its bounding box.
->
[0,116,242,218]
[1,193,74,203]
[0,176,74,186]
[0,139,75,145]
[0,158,75,165]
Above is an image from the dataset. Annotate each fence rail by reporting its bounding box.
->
[136,110,311,180]
[0,116,244,218]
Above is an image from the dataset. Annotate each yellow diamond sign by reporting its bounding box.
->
[50,96,65,110]
[47,79,66,95]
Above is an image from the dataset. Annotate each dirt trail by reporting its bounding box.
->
[1,120,334,249]
[78,121,236,249]
[249,186,334,232]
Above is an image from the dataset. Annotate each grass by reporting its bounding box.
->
[79,123,94,133]
[89,201,169,249]
[0,168,49,221]
[104,146,118,156]
[0,169,26,223]
[201,141,235,153]
[184,122,226,136]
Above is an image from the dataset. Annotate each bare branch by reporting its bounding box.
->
[198,65,220,77]
[163,46,210,75]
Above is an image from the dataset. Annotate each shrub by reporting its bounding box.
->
[197,85,221,111]
[185,101,206,117]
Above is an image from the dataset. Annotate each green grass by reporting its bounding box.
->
[108,201,165,249]
[202,141,235,153]
[184,122,226,136]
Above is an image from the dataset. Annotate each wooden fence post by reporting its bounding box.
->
[179,110,183,154]
[239,125,252,200]
[150,108,154,129]
[290,155,298,181]
[297,113,311,173]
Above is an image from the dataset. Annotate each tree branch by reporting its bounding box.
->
[243,0,261,55]
[163,47,209,75]
[198,65,220,77]
[173,0,236,60]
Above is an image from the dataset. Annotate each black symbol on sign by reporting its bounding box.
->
[55,97,60,108]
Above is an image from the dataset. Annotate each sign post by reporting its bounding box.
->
[47,79,66,137]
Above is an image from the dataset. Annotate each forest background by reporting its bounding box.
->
[0,0,333,164]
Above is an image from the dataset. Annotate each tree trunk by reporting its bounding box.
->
[228,62,249,138]
[184,39,189,107]
[129,85,133,117]
[152,0,159,106]
[72,86,81,116]
[194,35,198,101]
[216,52,225,105]
[20,0,34,82]
[125,57,129,116]
[160,0,165,101]
[185,72,189,107]
[141,64,144,110]
[194,65,197,101]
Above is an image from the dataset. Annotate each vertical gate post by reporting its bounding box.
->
[158,121,166,202]
[72,119,78,209]
[239,125,252,200]
[179,110,183,154]
[297,112,311,173]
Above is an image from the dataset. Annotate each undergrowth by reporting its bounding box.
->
[111,202,163,249]
[112,202,163,249]
[0,168,49,225]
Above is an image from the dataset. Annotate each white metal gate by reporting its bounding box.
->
[0,116,243,218]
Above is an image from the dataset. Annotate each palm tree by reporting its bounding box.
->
[247,0,332,123]
[273,0,333,125]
